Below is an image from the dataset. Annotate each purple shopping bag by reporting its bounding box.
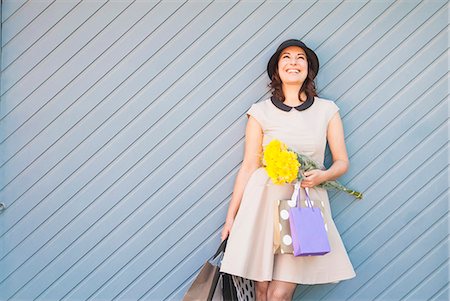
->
[289,186,331,256]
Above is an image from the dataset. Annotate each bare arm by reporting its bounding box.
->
[301,111,349,187]
[325,111,349,179]
[221,115,263,241]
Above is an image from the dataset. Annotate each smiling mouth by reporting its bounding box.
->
[286,69,300,73]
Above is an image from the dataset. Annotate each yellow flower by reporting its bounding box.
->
[263,139,300,184]
[261,139,363,199]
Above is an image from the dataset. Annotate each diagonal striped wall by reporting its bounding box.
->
[0,1,448,300]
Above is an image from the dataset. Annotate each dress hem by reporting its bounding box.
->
[220,267,356,285]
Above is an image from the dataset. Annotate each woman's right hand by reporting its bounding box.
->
[221,219,234,242]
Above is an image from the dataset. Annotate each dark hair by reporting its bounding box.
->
[269,58,318,101]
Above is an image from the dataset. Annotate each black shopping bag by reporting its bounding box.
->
[183,239,237,301]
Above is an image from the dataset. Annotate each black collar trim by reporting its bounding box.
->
[270,95,314,112]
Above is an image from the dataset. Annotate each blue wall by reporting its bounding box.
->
[0,1,448,300]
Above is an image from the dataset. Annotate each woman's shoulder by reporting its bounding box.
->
[246,99,272,130]
[314,96,340,122]
[314,96,339,107]
[250,98,272,109]
[247,98,272,114]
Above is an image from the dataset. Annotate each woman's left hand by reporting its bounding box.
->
[300,169,328,188]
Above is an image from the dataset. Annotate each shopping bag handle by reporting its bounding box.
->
[212,238,228,259]
[295,183,313,208]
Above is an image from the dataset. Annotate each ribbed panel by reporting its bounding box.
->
[0,1,447,300]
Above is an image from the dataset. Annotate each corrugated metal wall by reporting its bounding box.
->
[0,0,448,300]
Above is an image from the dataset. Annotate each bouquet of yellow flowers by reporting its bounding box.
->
[263,139,363,199]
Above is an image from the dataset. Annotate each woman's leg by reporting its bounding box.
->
[255,281,269,301]
[267,280,297,301]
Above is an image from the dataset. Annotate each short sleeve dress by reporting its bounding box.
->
[219,96,356,284]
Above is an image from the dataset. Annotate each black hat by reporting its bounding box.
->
[267,39,319,80]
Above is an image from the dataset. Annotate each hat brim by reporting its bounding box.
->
[267,40,319,80]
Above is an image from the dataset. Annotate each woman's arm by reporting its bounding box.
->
[300,111,349,188]
[325,111,349,180]
[221,115,263,241]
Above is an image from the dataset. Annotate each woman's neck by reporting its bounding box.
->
[282,84,307,106]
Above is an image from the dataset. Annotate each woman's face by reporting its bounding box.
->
[277,46,308,86]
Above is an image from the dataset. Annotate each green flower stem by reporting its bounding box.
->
[292,150,363,200]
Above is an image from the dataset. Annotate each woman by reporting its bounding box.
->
[219,39,356,301]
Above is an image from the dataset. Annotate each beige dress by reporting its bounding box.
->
[220,96,356,284]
